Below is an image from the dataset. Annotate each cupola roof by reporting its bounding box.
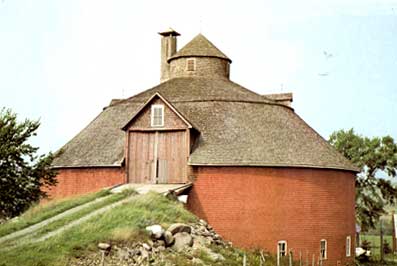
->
[168,33,231,63]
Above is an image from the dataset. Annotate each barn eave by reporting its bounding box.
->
[187,162,359,173]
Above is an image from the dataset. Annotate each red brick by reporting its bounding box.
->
[187,166,356,266]
[47,168,124,199]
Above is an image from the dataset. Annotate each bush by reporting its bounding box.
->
[384,240,392,254]
[361,240,372,250]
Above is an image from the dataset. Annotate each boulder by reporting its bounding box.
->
[163,230,175,246]
[172,232,193,251]
[146,224,164,239]
[168,223,191,235]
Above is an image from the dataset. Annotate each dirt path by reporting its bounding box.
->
[0,194,113,245]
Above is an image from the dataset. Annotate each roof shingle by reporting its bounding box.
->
[168,34,231,62]
[53,77,358,172]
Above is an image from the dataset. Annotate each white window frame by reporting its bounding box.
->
[320,239,327,260]
[346,236,351,257]
[186,58,196,71]
[277,241,287,266]
[151,105,164,127]
[277,240,287,257]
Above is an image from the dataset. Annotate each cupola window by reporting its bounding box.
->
[187,59,196,71]
[151,105,164,127]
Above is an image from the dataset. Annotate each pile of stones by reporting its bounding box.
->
[84,219,231,266]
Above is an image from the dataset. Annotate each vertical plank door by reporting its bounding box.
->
[157,130,187,183]
[128,132,155,183]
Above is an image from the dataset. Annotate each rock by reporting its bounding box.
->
[142,243,151,251]
[116,247,130,260]
[199,219,208,227]
[163,231,175,246]
[172,232,193,251]
[98,242,111,251]
[146,224,164,239]
[140,247,150,259]
[177,195,188,203]
[168,223,191,235]
[157,245,166,252]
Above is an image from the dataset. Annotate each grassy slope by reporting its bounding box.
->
[0,189,110,238]
[1,191,133,249]
[0,192,196,266]
[0,192,277,266]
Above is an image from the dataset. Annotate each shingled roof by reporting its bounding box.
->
[168,33,231,62]
[53,77,358,172]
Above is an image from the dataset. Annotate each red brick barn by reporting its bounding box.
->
[51,29,358,265]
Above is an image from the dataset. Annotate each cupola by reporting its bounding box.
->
[159,32,232,82]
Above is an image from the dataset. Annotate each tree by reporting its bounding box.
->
[329,129,397,232]
[0,108,57,220]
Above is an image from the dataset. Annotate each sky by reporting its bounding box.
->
[0,0,396,154]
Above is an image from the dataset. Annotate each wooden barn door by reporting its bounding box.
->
[157,130,187,183]
[128,130,187,184]
[128,132,155,183]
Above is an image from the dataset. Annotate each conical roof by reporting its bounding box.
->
[53,77,359,172]
[168,33,231,62]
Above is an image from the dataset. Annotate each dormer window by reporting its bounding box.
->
[187,59,196,71]
[151,105,164,127]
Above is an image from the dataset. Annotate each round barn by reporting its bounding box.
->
[52,29,358,265]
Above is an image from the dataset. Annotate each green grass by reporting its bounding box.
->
[0,189,110,238]
[0,192,197,266]
[360,234,397,263]
[1,190,134,249]
[360,234,393,255]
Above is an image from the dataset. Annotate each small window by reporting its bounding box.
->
[151,105,164,127]
[278,240,287,257]
[346,236,351,257]
[187,59,196,71]
[320,239,327,260]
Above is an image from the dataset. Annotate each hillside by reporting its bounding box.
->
[0,190,275,266]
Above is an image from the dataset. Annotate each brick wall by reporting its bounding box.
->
[187,166,356,266]
[47,167,125,199]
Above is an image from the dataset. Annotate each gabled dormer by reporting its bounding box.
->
[122,93,193,131]
[122,93,197,184]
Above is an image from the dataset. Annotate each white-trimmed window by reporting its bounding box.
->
[277,240,287,257]
[320,239,327,260]
[346,236,351,257]
[187,58,196,71]
[151,105,164,127]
